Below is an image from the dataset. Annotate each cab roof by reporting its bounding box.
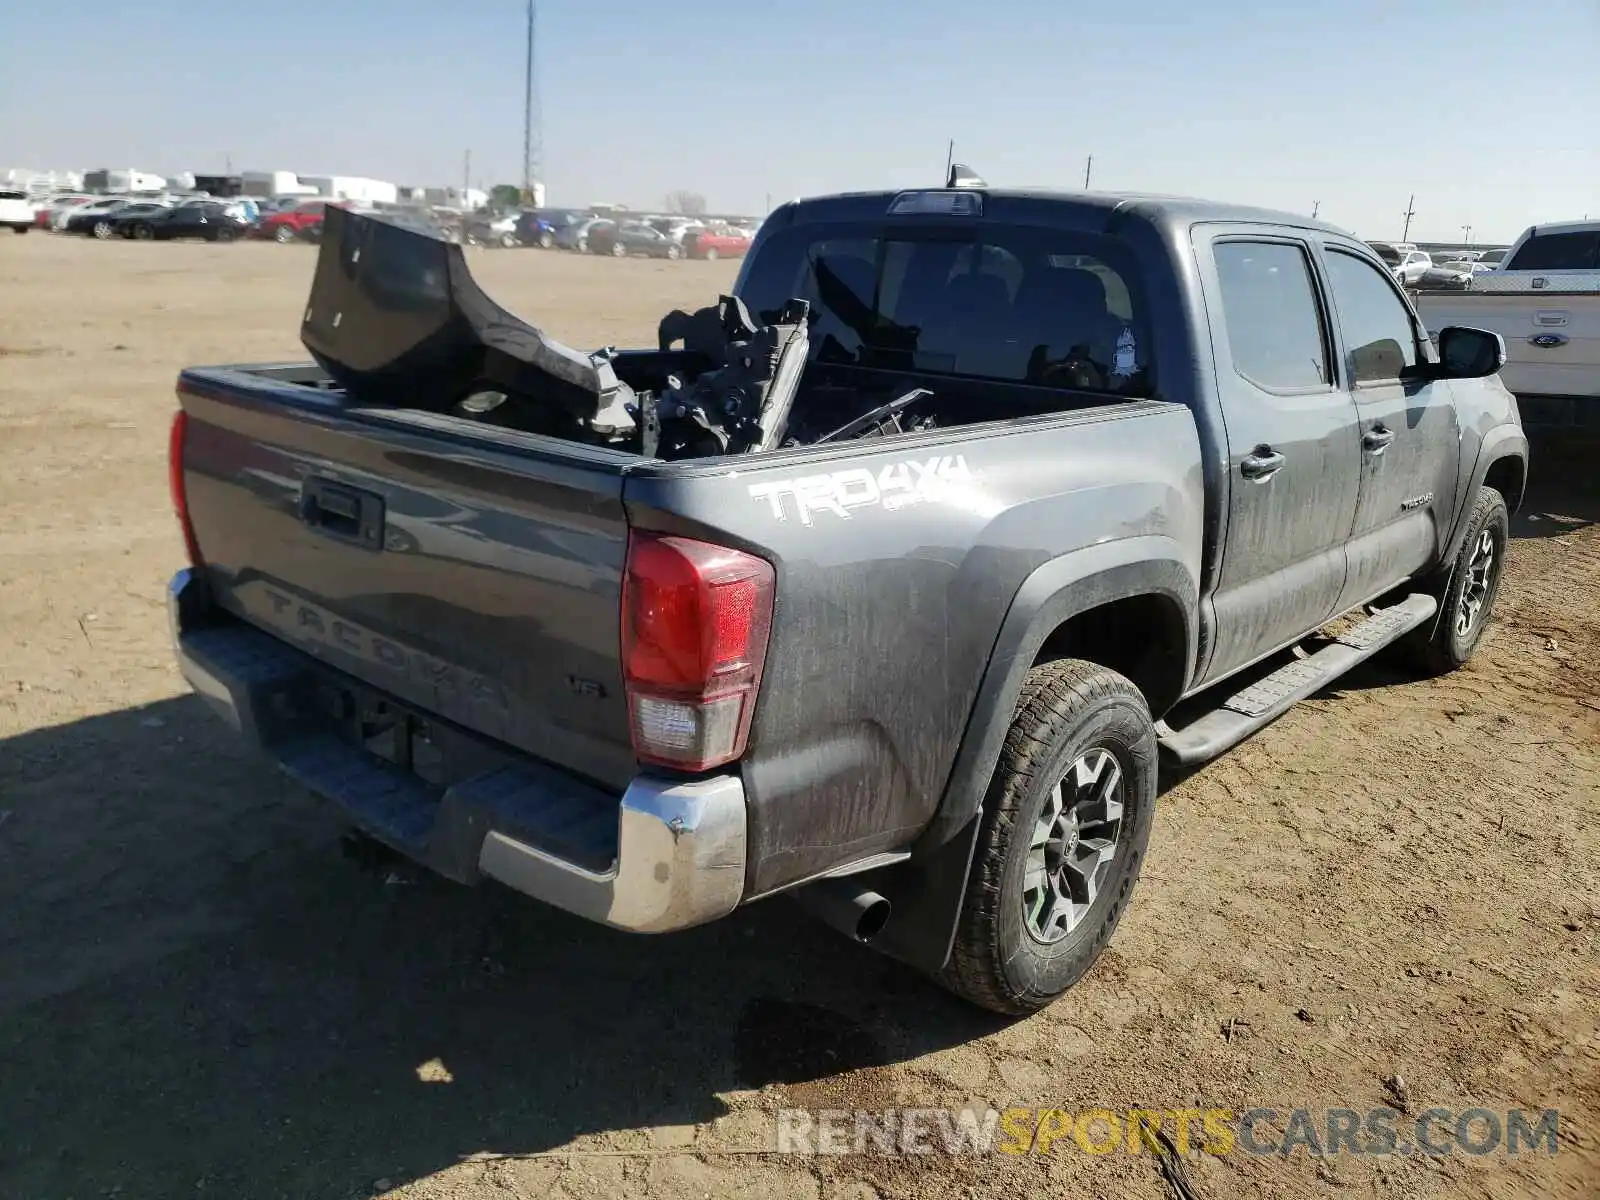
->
[779,187,1352,240]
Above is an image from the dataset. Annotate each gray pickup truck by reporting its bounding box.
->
[167,176,1528,1015]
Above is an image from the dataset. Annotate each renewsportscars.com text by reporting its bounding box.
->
[774,1106,1562,1158]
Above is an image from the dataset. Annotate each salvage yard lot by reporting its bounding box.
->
[1,234,1596,1200]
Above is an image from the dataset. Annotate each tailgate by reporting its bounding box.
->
[1417,287,1600,398]
[178,369,638,790]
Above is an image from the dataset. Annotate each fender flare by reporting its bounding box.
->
[862,535,1198,973]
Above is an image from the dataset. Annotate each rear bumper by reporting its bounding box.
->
[168,568,747,932]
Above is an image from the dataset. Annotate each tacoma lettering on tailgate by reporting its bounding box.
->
[261,588,511,715]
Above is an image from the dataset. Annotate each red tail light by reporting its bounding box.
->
[168,408,203,567]
[621,531,775,771]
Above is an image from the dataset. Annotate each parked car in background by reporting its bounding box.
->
[463,211,520,248]
[517,208,585,249]
[1410,261,1474,292]
[1478,247,1509,266]
[65,199,169,238]
[256,199,332,243]
[556,216,613,253]
[115,202,249,242]
[686,225,752,261]
[606,221,685,259]
[0,189,33,234]
[1368,242,1434,287]
[30,194,93,228]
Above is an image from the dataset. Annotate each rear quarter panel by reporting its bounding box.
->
[623,401,1204,896]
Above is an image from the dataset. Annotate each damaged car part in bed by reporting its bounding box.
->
[300,205,879,458]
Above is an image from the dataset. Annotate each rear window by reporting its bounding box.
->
[738,223,1150,395]
[1503,230,1600,272]
[0,190,27,200]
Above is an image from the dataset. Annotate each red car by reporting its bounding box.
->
[256,200,337,244]
[688,227,752,261]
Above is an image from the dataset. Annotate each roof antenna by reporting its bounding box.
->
[946,162,987,189]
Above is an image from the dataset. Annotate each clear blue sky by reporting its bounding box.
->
[2,0,1595,242]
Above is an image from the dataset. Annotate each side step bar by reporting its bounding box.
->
[1158,593,1437,766]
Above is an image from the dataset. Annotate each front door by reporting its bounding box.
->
[1318,244,1462,612]
[1196,234,1364,685]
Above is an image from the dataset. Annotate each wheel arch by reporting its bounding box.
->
[853,536,1198,974]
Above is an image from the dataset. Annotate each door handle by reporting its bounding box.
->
[299,477,386,549]
[1363,426,1396,453]
[1240,446,1286,480]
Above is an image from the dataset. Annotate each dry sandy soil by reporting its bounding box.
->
[1,232,1596,1200]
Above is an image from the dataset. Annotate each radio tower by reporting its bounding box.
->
[521,0,543,204]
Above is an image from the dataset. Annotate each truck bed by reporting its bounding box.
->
[174,360,1201,899]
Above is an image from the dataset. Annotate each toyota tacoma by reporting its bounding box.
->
[166,171,1528,1014]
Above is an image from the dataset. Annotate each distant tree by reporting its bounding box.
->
[664,190,708,216]
[490,183,524,210]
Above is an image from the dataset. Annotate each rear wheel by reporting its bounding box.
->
[941,659,1157,1016]
[1398,485,1509,674]
[273,224,296,244]
[134,223,154,241]
[665,243,682,261]
[539,231,555,249]
[93,220,114,239]
[703,246,719,261]
[611,242,627,257]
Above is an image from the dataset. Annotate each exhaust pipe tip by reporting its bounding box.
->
[795,877,893,944]
[853,895,892,942]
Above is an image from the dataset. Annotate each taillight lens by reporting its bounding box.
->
[168,408,203,567]
[621,531,775,771]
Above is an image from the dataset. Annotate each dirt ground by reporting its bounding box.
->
[1,232,1596,1200]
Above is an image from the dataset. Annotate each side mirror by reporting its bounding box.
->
[1435,326,1506,379]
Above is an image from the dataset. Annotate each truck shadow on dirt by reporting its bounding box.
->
[0,696,1006,1199]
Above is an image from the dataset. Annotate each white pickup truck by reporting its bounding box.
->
[1415,221,1600,427]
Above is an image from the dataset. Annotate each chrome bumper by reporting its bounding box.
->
[167,568,747,932]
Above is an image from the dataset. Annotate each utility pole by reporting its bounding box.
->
[225,153,232,174]
[522,0,543,204]
[1461,223,1473,246]
[1400,194,1416,242]
[1084,155,1093,189]
[463,149,471,203]
[1312,200,1321,218]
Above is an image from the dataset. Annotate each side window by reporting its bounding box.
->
[1213,241,1330,391]
[1324,250,1419,383]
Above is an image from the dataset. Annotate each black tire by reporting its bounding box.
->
[539,231,554,249]
[10,225,28,235]
[134,223,154,241]
[1398,485,1509,675]
[93,220,114,239]
[941,659,1157,1016]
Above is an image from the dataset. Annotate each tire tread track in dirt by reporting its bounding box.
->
[0,236,1596,1200]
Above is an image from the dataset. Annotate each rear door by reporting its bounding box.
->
[180,379,640,790]
[1318,243,1461,611]
[1194,231,1362,684]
